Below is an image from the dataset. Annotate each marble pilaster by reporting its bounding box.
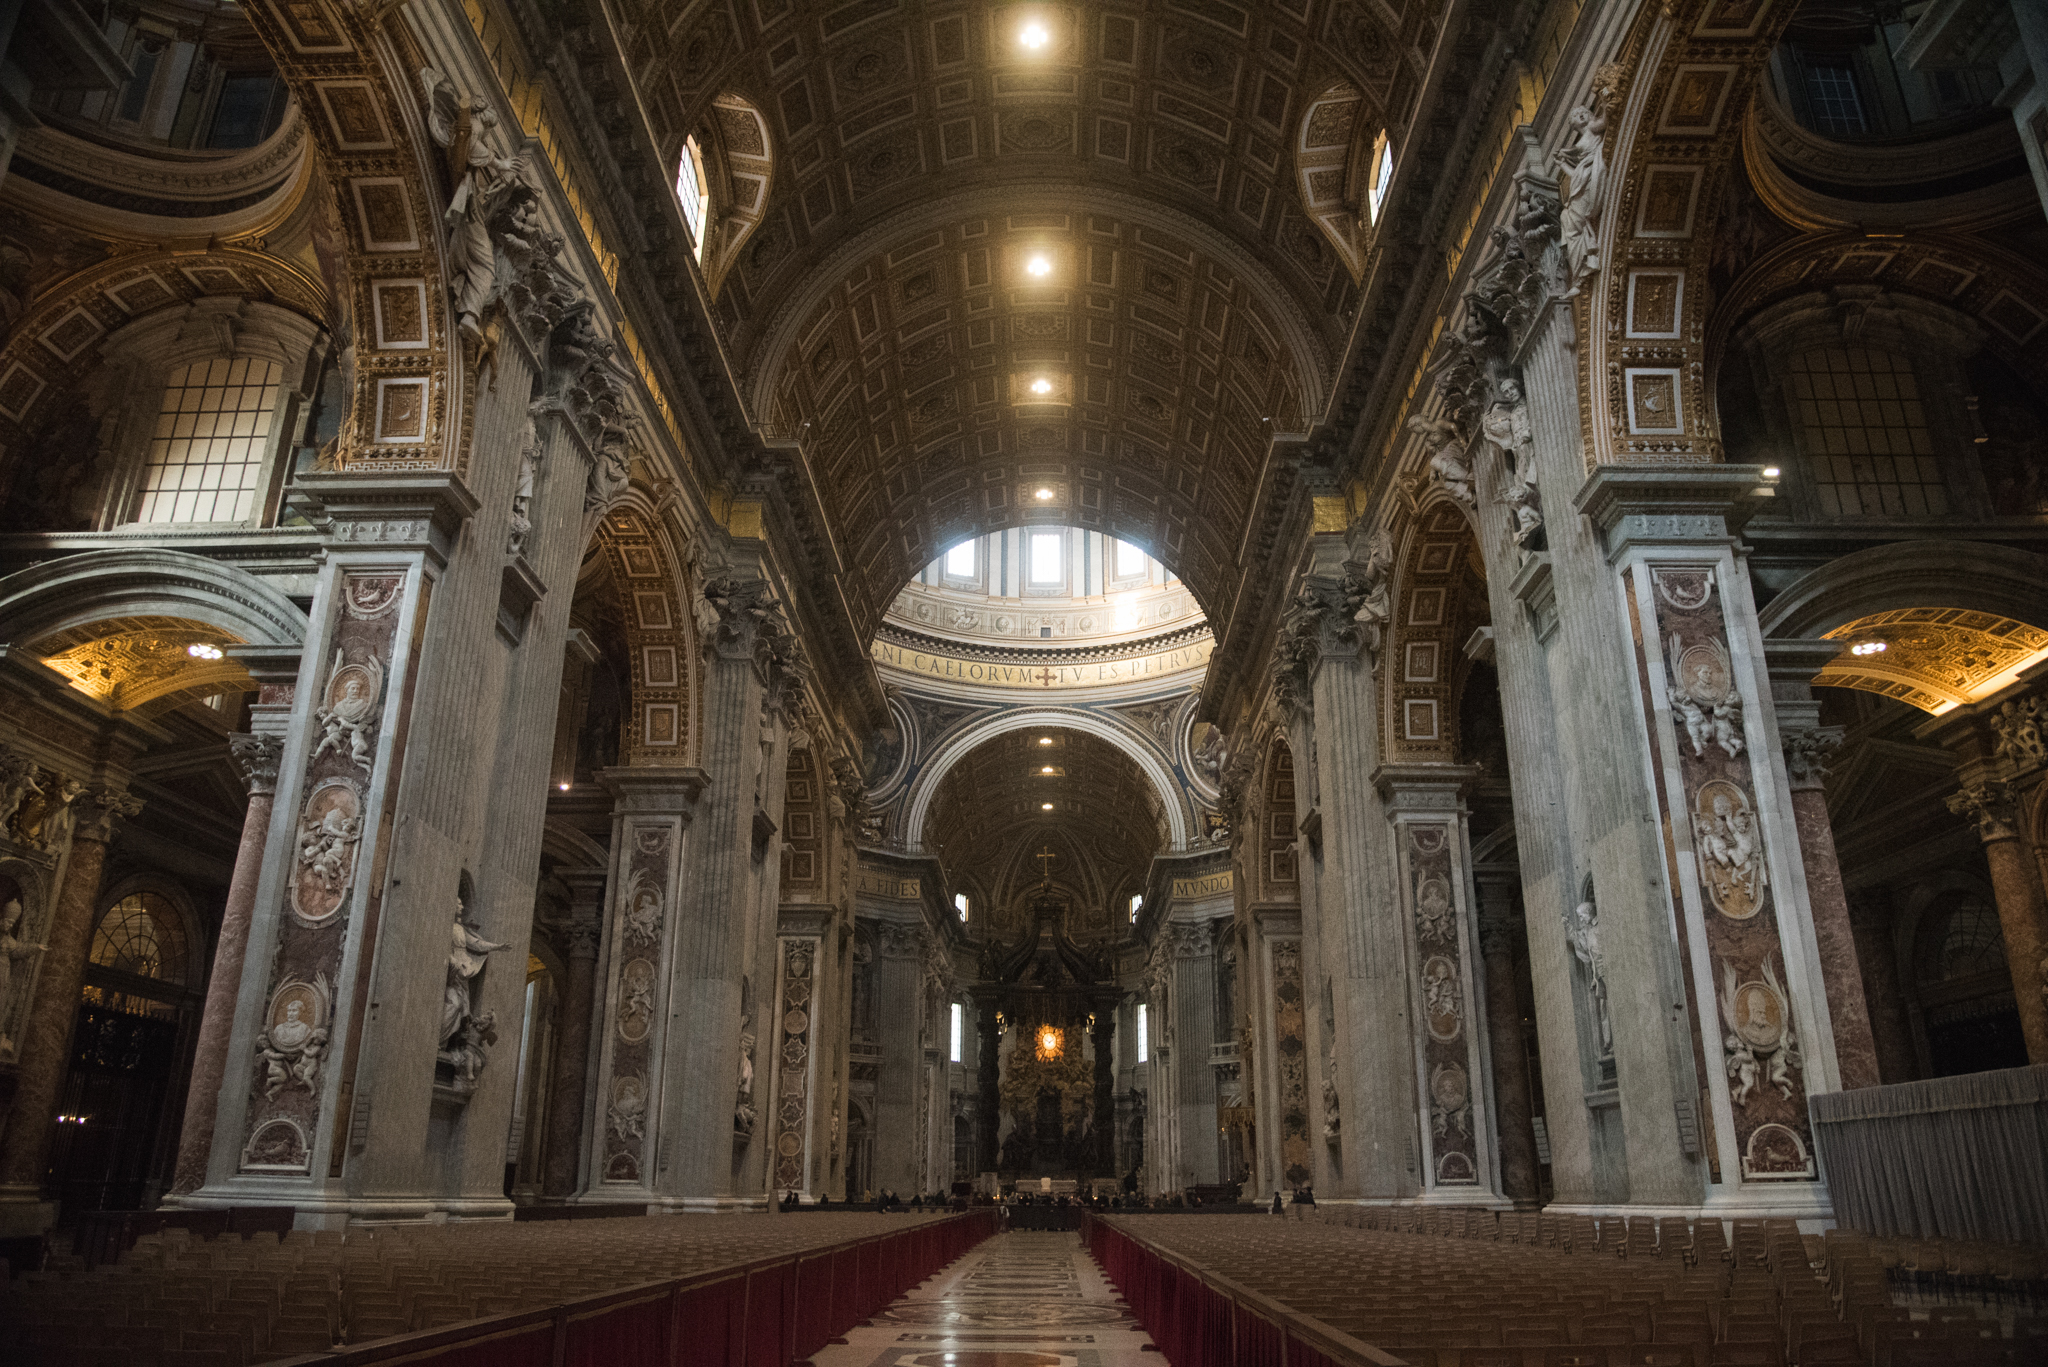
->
[541,866,605,1198]
[1165,919,1218,1189]
[1375,764,1500,1203]
[1475,871,1541,1207]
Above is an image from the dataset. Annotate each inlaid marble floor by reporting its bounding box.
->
[806,1230,1159,1367]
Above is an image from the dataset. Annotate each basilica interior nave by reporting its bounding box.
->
[1,0,2046,1362]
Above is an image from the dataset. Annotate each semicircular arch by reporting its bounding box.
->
[0,548,309,649]
[901,706,1191,855]
[1757,541,2048,641]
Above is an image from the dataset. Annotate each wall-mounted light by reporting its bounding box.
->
[1041,802,1054,810]
[1030,378,1052,395]
[1035,486,1054,500]
[1038,737,1053,745]
[1041,765,1055,774]
[558,782,571,791]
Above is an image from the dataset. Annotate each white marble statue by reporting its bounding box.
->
[0,897,46,1053]
[441,910,509,1052]
[1563,890,1613,1058]
[1552,86,1612,295]
[444,99,528,344]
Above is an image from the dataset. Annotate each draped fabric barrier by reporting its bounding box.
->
[274,1211,997,1367]
[1809,1063,2048,1246]
[1083,1215,1408,1367]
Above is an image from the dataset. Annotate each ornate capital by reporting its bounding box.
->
[566,918,603,962]
[1167,920,1213,959]
[1476,902,1518,961]
[1947,781,2019,843]
[228,733,287,797]
[699,576,785,663]
[1780,725,1843,794]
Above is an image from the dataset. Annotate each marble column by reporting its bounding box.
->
[1166,921,1219,1189]
[171,735,285,1195]
[1779,725,1880,1090]
[0,790,141,1215]
[1847,889,1917,1084]
[870,920,922,1196]
[1475,873,1541,1207]
[541,867,606,1198]
[1946,781,2048,1062]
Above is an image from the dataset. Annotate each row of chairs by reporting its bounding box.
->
[1102,1212,2047,1367]
[8,1209,959,1365]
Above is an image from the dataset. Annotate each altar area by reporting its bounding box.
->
[967,888,1123,1185]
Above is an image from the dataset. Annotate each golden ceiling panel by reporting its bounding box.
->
[1817,607,2048,714]
[37,615,252,713]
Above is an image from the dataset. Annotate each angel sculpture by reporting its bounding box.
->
[1717,956,1799,1105]
[1562,893,1613,1057]
[441,911,509,1053]
[424,68,528,346]
[1668,637,1745,759]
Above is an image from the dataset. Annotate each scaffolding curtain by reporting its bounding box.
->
[1809,1063,2048,1244]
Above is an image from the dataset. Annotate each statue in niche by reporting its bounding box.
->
[439,900,508,1090]
[0,896,46,1053]
[734,1015,758,1138]
[1563,877,1613,1059]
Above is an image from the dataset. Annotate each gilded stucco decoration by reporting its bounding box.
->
[1815,608,2048,715]
[36,616,253,714]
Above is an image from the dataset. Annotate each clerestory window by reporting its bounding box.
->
[132,357,284,525]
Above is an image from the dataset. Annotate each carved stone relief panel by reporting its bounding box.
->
[1403,822,1481,1187]
[599,823,673,1186]
[772,936,817,1192]
[1271,939,1309,1188]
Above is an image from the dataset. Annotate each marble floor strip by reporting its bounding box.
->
[807,1230,1158,1367]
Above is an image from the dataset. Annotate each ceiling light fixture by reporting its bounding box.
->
[1026,255,1051,277]
[1035,486,1054,499]
[1850,641,1887,656]
[1038,737,1053,745]
[1030,378,1052,395]
[1019,21,1049,49]
[187,643,223,660]
[558,782,571,790]
[1041,802,1055,810]
[1041,765,1054,774]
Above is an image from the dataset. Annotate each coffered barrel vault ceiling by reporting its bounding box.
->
[926,725,1166,934]
[601,0,1454,633]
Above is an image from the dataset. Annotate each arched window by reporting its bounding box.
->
[84,891,190,1018]
[676,135,709,260]
[132,357,285,525]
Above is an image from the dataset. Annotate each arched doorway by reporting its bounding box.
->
[47,890,205,1216]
